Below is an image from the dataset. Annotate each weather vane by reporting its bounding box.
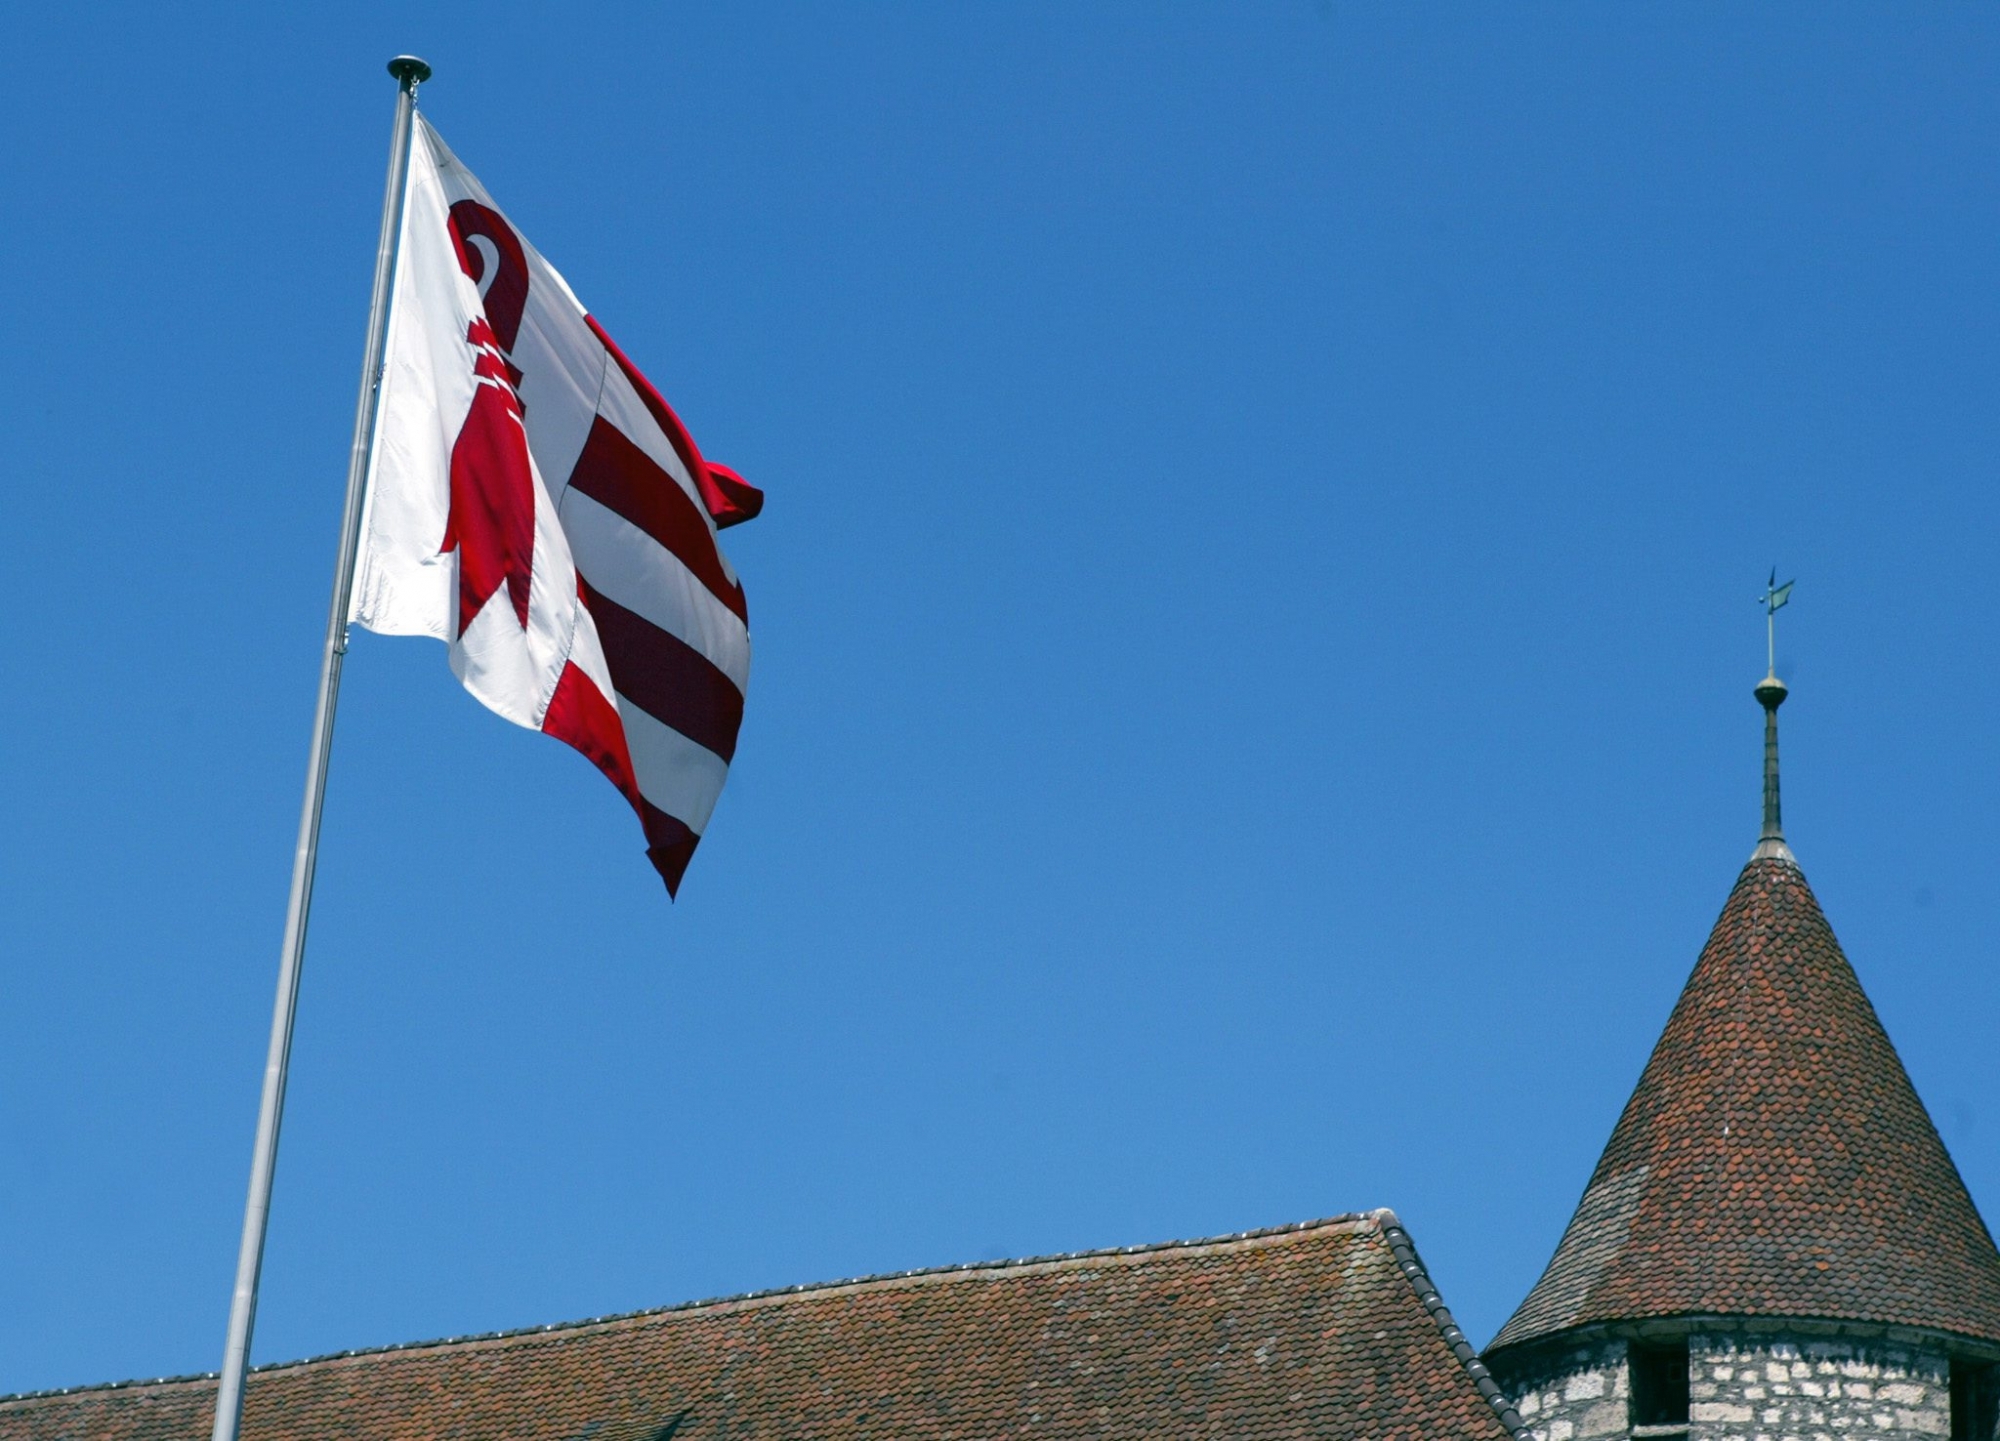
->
[1758,568,1794,678]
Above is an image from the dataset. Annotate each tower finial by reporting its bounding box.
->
[1752,571,1794,861]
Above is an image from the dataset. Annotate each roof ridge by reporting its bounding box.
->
[1372,1209,1531,1441]
[0,1213,1380,1406]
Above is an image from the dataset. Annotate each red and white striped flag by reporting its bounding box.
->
[351,117,760,896]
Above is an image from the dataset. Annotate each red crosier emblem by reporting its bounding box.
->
[440,201,536,637]
[447,200,528,353]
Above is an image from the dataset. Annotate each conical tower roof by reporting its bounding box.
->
[1488,684,2000,1356]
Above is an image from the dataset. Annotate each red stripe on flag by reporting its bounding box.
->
[566,416,749,624]
[580,581,745,763]
[541,659,643,813]
[640,801,702,899]
[585,315,764,530]
[546,658,705,899]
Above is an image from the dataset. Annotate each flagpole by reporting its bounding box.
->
[208,55,431,1441]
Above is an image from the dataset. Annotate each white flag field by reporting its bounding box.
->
[351,117,760,896]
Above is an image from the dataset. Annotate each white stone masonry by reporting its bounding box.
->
[1505,1331,1956,1441]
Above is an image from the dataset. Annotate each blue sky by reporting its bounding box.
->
[4,0,1999,1395]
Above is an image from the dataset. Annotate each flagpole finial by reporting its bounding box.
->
[387,55,433,89]
[1752,573,1795,862]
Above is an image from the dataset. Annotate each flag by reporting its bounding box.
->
[351,117,759,896]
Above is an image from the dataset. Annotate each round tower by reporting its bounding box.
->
[1483,672,2000,1440]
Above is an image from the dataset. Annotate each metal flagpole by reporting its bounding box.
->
[208,54,431,1441]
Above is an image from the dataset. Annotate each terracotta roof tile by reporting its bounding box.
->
[1,1212,1523,1440]
[1488,856,2000,1355]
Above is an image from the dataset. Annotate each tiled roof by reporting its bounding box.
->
[0,1212,1525,1441]
[1488,855,2000,1356]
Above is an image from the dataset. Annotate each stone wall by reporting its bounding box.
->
[1499,1327,1961,1440]
[1688,1334,1951,1438]
[1502,1337,1627,1441]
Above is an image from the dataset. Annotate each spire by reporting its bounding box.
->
[1488,625,2000,1362]
[1751,673,1792,861]
[1487,593,2000,1362]
[1487,855,2000,1357]
[1751,571,1795,862]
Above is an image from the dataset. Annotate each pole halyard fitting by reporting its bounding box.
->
[387,55,433,88]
